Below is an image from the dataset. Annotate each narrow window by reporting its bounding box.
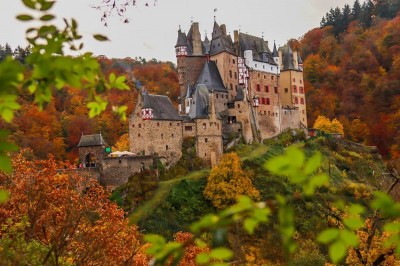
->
[205,138,208,143]
[203,123,206,129]
[229,70,232,78]
[166,145,169,150]
[138,123,141,128]
[234,72,237,79]
[256,84,260,92]
[274,87,278,93]
[265,85,269,93]
[267,98,270,105]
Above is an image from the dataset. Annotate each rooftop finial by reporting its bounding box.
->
[262,32,264,39]
[214,8,217,22]
[179,24,181,30]
[191,16,193,24]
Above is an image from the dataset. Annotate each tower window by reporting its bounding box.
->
[169,122,172,126]
[229,70,232,78]
[166,145,169,150]
[203,123,206,129]
[274,87,278,93]
[285,88,288,93]
[205,138,208,143]
[138,123,141,128]
[265,85,269,93]
[256,84,260,92]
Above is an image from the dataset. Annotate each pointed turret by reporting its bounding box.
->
[279,44,296,70]
[273,41,279,65]
[175,27,188,56]
[297,52,303,71]
[141,92,154,120]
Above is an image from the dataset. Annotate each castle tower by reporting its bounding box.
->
[141,92,153,120]
[278,43,308,128]
[188,84,223,166]
[175,23,207,115]
[77,133,107,167]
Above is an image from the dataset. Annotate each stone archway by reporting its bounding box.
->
[85,153,96,167]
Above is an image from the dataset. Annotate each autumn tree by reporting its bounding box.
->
[113,133,130,151]
[203,152,260,209]
[313,115,344,136]
[0,150,148,265]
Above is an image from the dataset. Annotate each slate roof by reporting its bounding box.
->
[195,61,227,93]
[142,93,183,121]
[188,84,210,119]
[272,41,278,57]
[202,35,211,55]
[175,29,187,47]
[234,86,245,101]
[209,21,235,55]
[279,44,296,70]
[238,33,277,65]
[77,134,106,147]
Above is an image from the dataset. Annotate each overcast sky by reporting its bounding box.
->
[0,0,355,62]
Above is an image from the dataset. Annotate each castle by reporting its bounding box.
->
[128,20,308,167]
[77,20,308,189]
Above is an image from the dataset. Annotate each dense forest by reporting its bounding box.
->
[299,0,400,158]
[0,49,179,162]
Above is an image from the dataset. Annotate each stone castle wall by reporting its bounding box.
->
[130,118,183,167]
[100,155,153,189]
[195,118,223,166]
[78,146,106,167]
[177,56,206,113]
[210,53,239,101]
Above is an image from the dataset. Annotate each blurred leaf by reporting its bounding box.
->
[317,228,340,244]
[93,34,109,41]
[0,190,9,203]
[329,240,347,264]
[16,14,34,21]
[40,14,55,21]
[210,247,233,260]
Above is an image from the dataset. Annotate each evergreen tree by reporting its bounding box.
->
[352,0,362,20]
[360,0,374,27]
[342,4,352,32]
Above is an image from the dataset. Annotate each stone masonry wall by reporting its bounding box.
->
[210,53,239,101]
[100,156,153,189]
[177,56,206,113]
[78,146,106,167]
[195,118,223,166]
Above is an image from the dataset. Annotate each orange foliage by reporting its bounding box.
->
[346,219,397,265]
[0,150,149,265]
[204,152,260,209]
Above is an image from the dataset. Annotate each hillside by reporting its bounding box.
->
[299,0,400,158]
[111,131,393,265]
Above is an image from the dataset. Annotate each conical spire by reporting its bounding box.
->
[175,28,187,47]
[273,41,278,57]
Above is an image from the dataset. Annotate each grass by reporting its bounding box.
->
[129,169,209,224]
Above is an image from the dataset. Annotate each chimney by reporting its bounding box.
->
[192,22,202,56]
[220,24,227,36]
[234,30,239,43]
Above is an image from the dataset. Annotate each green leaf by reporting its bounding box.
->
[0,154,12,174]
[210,247,233,260]
[384,222,400,232]
[329,240,347,264]
[348,204,365,215]
[0,190,9,203]
[340,230,358,247]
[22,0,36,9]
[40,1,55,11]
[244,218,258,234]
[93,34,109,41]
[16,14,34,21]
[196,253,210,265]
[40,14,55,21]
[195,239,207,249]
[109,73,116,84]
[317,228,340,244]
[304,152,321,175]
[343,217,364,230]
